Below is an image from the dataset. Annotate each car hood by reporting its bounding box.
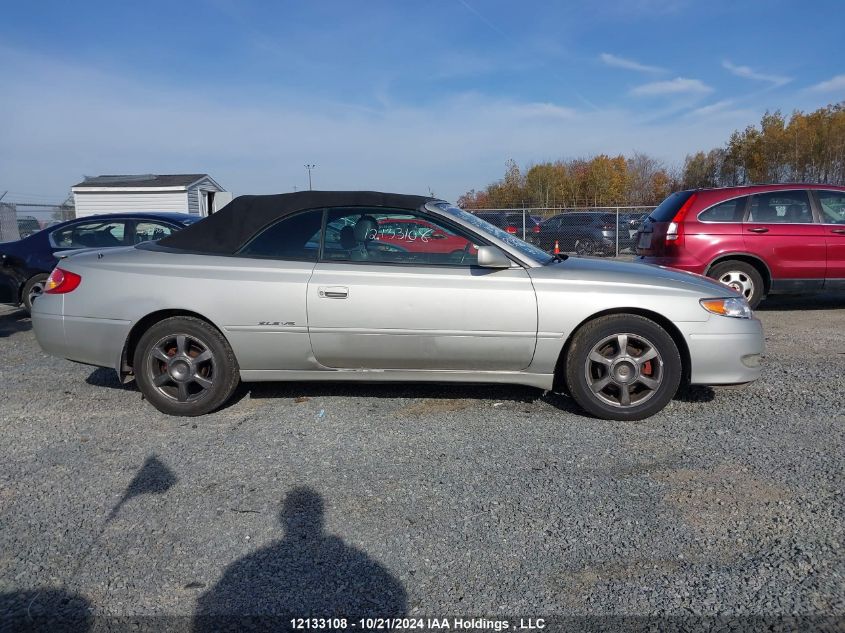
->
[529,256,738,297]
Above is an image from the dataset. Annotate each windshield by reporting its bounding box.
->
[433,202,552,264]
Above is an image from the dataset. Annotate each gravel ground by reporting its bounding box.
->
[0,297,843,631]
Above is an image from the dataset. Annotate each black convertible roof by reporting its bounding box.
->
[157,190,434,254]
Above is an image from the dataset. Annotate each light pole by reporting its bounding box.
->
[304,164,315,191]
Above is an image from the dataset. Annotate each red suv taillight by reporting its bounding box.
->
[532,225,541,233]
[505,226,518,234]
[665,192,698,246]
[44,268,82,294]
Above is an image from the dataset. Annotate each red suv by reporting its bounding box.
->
[637,184,845,308]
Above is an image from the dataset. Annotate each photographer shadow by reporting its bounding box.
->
[194,486,407,632]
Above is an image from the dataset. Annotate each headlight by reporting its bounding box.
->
[700,297,752,319]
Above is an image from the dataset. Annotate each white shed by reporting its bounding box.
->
[72,174,231,218]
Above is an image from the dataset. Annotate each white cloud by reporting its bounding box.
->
[0,47,757,202]
[600,53,666,74]
[630,77,712,96]
[722,60,791,86]
[808,74,845,93]
[688,100,734,116]
[508,102,577,119]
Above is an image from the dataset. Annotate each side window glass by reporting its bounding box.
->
[134,221,175,244]
[323,208,480,266]
[748,191,813,224]
[237,209,324,260]
[817,191,845,224]
[699,197,747,222]
[50,221,129,248]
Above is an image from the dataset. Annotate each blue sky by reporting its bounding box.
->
[1,0,844,203]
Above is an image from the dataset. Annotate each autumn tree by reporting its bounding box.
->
[681,102,845,188]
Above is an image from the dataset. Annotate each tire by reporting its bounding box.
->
[133,316,240,416]
[22,274,50,314]
[707,260,764,309]
[574,239,597,256]
[564,314,682,421]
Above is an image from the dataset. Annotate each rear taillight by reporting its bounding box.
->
[44,268,82,294]
[665,193,698,245]
[532,225,541,233]
[505,226,518,234]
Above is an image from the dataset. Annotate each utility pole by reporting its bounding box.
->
[304,164,315,191]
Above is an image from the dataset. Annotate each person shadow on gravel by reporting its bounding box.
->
[193,486,407,632]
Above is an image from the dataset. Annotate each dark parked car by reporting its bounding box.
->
[472,211,541,238]
[623,212,649,239]
[636,184,845,308]
[528,212,634,255]
[0,212,202,312]
[17,216,42,238]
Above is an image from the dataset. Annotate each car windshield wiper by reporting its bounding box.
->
[547,253,568,264]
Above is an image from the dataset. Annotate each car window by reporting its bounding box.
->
[323,208,480,266]
[134,221,176,244]
[237,209,324,260]
[565,215,590,226]
[505,214,531,226]
[816,191,845,224]
[474,213,503,227]
[49,221,130,248]
[748,191,813,224]
[698,196,748,223]
[649,190,696,222]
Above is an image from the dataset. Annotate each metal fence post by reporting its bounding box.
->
[522,206,526,240]
[615,207,620,257]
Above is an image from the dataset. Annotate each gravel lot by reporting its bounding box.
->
[1,297,843,631]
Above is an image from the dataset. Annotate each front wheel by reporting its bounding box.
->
[134,316,240,416]
[565,314,682,421]
[574,239,597,256]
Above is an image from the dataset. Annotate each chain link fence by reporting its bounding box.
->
[0,202,75,242]
[466,206,655,259]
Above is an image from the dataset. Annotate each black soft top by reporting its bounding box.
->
[157,190,434,254]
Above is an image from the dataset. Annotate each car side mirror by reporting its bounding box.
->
[476,245,511,268]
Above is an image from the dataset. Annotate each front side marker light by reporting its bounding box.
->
[700,297,752,319]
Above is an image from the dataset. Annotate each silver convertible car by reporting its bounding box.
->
[31,191,764,420]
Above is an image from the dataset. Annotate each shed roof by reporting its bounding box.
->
[72,174,213,189]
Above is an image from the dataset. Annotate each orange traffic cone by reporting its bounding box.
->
[553,240,560,254]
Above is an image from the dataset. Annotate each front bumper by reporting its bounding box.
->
[676,316,765,385]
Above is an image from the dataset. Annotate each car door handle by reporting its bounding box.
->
[747,227,769,233]
[831,228,845,234]
[318,286,348,299]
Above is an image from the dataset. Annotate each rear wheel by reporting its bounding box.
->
[574,239,597,256]
[565,314,682,421]
[134,316,240,416]
[22,274,49,314]
[707,260,764,309]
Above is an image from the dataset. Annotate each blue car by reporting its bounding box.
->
[0,212,202,313]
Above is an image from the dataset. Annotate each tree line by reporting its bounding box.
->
[457,101,845,209]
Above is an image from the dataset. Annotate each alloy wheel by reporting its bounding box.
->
[27,281,45,308]
[718,271,754,301]
[147,333,216,403]
[584,332,664,408]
